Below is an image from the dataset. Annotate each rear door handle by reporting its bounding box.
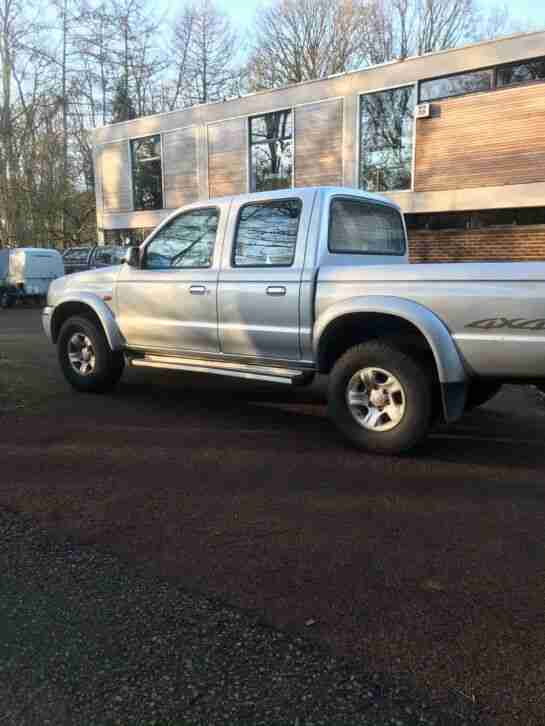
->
[266,286,286,296]
[189,285,207,295]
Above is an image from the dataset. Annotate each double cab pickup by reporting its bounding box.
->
[42,187,545,453]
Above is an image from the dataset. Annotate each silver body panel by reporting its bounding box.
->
[315,262,545,377]
[45,187,545,423]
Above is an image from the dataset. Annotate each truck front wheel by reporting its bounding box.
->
[328,341,433,455]
[58,315,125,393]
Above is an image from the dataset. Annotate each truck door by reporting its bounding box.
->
[115,204,227,354]
[218,190,313,360]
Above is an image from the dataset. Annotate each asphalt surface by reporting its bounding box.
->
[2,308,545,725]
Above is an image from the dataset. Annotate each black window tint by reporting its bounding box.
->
[419,70,492,102]
[144,208,219,269]
[497,59,545,87]
[234,199,301,267]
[329,198,406,255]
[250,110,293,192]
[131,134,163,211]
[359,86,416,192]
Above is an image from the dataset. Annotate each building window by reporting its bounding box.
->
[497,58,545,87]
[405,208,545,232]
[233,199,301,267]
[249,110,293,192]
[419,69,493,102]
[329,198,406,255]
[131,135,163,211]
[359,85,416,193]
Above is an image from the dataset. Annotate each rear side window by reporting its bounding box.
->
[328,198,406,255]
[233,199,302,267]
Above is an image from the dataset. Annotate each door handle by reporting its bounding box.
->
[189,285,207,295]
[266,286,286,296]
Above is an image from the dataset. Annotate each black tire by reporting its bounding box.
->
[465,381,502,411]
[328,341,433,454]
[0,291,11,309]
[58,315,124,393]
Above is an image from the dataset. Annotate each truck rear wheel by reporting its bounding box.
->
[328,341,433,454]
[58,315,125,393]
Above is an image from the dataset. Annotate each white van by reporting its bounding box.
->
[0,248,64,308]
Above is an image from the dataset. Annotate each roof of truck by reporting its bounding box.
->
[206,186,401,210]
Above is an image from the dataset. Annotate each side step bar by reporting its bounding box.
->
[129,353,313,385]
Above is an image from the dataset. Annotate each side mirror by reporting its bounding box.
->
[123,246,140,268]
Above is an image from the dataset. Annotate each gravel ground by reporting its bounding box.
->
[0,509,484,726]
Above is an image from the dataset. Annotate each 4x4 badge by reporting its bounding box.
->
[467,317,545,331]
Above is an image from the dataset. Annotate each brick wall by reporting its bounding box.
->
[408,224,545,263]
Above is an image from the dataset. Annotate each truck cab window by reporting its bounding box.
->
[328,198,406,255]
[144,208,219,269]
[233,199,301,267]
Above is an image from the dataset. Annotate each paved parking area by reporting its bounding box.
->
[2,308,545,725]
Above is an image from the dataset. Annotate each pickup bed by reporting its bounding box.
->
[42,187,545,453]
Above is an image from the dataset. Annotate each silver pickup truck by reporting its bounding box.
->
[42,187,545,454]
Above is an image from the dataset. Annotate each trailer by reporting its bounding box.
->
[0,248,64,308]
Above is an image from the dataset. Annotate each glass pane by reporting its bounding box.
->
[251,140,292,192]
[329,198,406,255]
[132,135,161,161]
[250,110,292,144]
[420,70,492,102]
[94,246,125,266]
[145,208,219,269]
[234,199,301,267]
[132,157,163,211]
[497,59,545,87]
[359,86,415,192]
[64,247,90,263]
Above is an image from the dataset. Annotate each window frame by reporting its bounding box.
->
[417,55,545,103]
[327,195,407,257]
[495,57,545,90]
[248,108,294,193]
[141,205,221,271]
[231,197,303,269]
[129,133,164,212]
[357,82,417,195]
[418,67,494,103]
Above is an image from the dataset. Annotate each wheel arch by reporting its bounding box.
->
[50,294,125,351]
[314,296,468,422]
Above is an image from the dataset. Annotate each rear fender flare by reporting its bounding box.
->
[314,296,468,422]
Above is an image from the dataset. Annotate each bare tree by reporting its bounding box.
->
[362,0,521,65]
[248,0,370,89]
[248,0,526,90]
[173,0,241,106]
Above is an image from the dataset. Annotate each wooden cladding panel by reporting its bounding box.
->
[100,141,132,213]
[208,118,247,198]
[415,84,545,193]
[409,225,545,263]
[163,127,199,208]
[295,99,343,187]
